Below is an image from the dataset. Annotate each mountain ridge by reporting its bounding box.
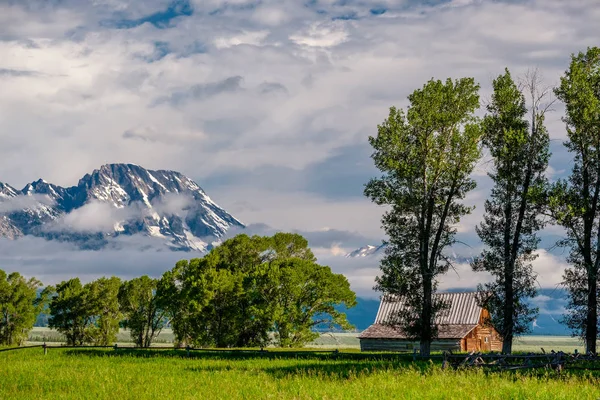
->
[0,163,244,251]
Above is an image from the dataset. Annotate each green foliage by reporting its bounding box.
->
[48,278,92,345]
[365,77,482,355]
[272,258,356,347]
[119,276,167,348]
[48,277,122,346]
[0,269,45,346]
[549,46,600,353]
[471,68,550,353]
[86,277,122,345]
[160,233,355,348]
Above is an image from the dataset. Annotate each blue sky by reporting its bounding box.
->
[0,0,599,297]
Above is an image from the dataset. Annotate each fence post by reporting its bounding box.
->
[413,348,417,362]
[442,351,447,370]
[186,345,190,358]
[43,342,47,356]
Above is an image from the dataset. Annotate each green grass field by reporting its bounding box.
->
[2,347,600,399]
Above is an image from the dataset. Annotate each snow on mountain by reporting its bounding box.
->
[0,164,244,251]
[345,243,475,265]
[345,243,386,258]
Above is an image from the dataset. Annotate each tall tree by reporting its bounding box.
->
[0,270,46,346]
[549,47,600,353]
[271,258,356,347]
[86,277,122,346]
[119,276,167,348]
[160,233,355,348]
[365,77,482,356]
[48,278,93,345]
[471,68,551,353]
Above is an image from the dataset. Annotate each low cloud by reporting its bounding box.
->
[0,194,55,213]
[0,235,193,286]
[50,201,135,232]
[46,193,197,233]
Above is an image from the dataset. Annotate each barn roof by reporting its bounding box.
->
[358,323,477,339]
[374,291,482,325]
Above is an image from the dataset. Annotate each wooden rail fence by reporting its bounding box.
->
[442,349,600,372]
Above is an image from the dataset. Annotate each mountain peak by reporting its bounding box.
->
[0,164,244,250]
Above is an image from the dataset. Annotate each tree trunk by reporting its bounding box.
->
[502,192,514,354]
[502,271,514,354]
[586,271,598,354]
[420,276,433,357]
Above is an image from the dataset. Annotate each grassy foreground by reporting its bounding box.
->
[2,348,600,400]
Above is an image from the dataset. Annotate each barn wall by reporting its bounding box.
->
[478,309,503,352]
[360,339,461,352]
[461,314,503,352]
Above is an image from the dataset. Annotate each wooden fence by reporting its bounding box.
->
[442,349,600,372]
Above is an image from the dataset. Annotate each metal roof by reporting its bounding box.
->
[374,292,482,326]
[358,323,477,339]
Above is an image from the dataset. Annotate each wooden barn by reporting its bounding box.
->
[359,292,502,352]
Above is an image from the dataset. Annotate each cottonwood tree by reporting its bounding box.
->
[48,278,93,345]
[271,258,356,347]
[86,277,122,346]
[471,68,551,353]
[48,277,122,346]
[119,276,167,348]
[549,47,600,353]
[0,269,47,346]
[160,233,355,348]
[365,77,482,356]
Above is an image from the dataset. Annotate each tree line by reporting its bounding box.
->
[366,46,600,356]
[0,233,356,347]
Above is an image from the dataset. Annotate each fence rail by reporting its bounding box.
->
[442,349,600,372]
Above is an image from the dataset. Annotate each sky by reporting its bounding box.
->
[0,0,599,298]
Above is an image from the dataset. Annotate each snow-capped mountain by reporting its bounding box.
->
[345,243,475,264]
[0,164,244,251]
[345,243,387,258]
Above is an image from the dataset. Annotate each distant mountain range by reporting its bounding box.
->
[0,163,243,251]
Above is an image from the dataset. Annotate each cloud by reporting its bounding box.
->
[0,194,55,213]
[0,68,39,77]
[0,0,598,295]
[0,235,192,286]
[50,201,134,232]
[152,76,244,106]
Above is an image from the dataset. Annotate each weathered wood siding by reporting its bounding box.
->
[360,339,462,352]
[459,310,503,352]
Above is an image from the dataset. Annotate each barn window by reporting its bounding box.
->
[484,337,489,343]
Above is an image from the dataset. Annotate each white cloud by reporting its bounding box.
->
[214,30,270,49]
[54,201,132,232]
[289,21,349,48]
[0,194,55,213]
[0,0,598,292]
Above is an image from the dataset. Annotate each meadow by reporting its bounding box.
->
[2,347,600,400]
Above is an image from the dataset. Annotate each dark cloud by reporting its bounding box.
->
[0,68,38,77]
[152,76,244,106]
[258,81,288,95]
